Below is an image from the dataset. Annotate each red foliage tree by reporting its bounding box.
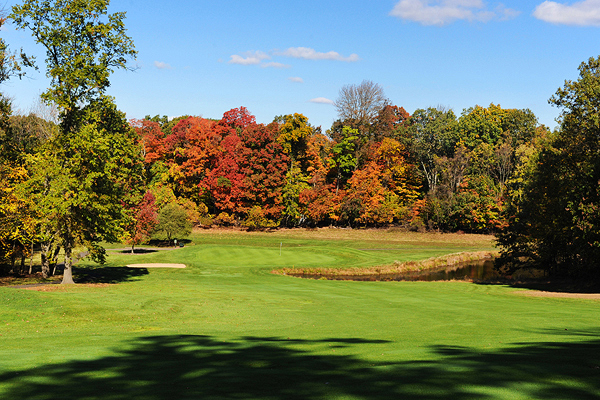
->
[130,119,166,164]
[219,106,256,132]
[125,191,158,253]
[161,116,222,202]
[238,122,289,220]
[203,133,246,216]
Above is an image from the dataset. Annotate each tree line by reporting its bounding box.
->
[132,99,545,235]
[1,0,599,281]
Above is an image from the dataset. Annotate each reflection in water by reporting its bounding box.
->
[300,260,501,282]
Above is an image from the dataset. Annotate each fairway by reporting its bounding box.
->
[1,229,599,399]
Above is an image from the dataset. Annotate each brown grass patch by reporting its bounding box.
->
[273,251,498,277]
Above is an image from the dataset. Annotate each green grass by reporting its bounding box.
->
[1,229,599,399]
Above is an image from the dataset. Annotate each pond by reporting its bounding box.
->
[299,260,502,282]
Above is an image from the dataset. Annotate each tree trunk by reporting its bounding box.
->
[61,242,75,284]
[28,241,34,275]
[40,243,51,278]
[20,254,26,275]
[10,241,16,274]
[50,245,60,276]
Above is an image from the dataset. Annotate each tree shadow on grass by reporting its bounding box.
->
[477,278,600,294]
[73,265,149,284]
[1,332,599,399]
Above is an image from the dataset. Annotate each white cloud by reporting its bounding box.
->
[533,0,600,26]
[261,62,291,68]
[288,77,304,83]
[277,47,360,62]
[310,97,334,104]
[228,51,270,65]
[154,61,172,69]
[390,0,519,26]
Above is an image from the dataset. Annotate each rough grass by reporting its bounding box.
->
[274,250,498,276]
[1,228,599,400]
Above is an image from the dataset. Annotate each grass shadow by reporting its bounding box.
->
[116,249,158,254]
[476,277,600,294]
[0,332,599,399]
[73,265,149,284]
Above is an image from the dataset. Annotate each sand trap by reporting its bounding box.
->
[127,263,186,269]
[518,291,600,299]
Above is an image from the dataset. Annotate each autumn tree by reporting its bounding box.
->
[124,191,158,253]
[11,0,141,284]
[160,116,221,203]
[277,113,312,167]
[371,105,410,141]
[238,122,289,221]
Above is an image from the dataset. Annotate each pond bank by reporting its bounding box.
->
[272,251,499,281]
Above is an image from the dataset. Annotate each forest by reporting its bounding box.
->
[1,0,599,280]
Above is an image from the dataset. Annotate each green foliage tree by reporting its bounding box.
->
[11,0,136,112]
[497,56,600,277]
[153,202,192,244]
[11,0,140,284]
[404,107,457,193]
[328,126,359,192]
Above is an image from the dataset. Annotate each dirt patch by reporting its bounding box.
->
[127,263,186,269]
[517,291,600,299]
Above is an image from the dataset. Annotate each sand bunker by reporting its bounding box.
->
[127,263,186,269]
[518,291,600,299]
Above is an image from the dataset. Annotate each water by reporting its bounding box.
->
[299,260,501,282]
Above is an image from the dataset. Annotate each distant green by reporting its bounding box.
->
[1,230,598,400]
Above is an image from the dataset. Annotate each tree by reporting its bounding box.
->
[277,113,312,167]
[153,202,192,244]
[25,98,144,283]
[497,56,600,277]
[124,191,158,254]
[11,0,136,112]
[238,122,289,221]
[11,0,140,284]
[161,116,221,203]
[0,9,34,84]
[328,126,359,192]
[334,80,388,132]
[404,107,457,193]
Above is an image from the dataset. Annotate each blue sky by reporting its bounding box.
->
[3,0,600,131]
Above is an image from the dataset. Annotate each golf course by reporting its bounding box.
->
[1,228,599,399]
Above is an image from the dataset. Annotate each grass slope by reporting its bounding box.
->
[1,229,598,399]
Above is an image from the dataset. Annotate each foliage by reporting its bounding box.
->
[277,113,312,165]
[497,56,600,277]
[242,205,277,230]
[404,107,457,193]
[124,191,158,252]
[11,0,136,110]
[281,162,310,227]
[328,126,359,191]
[153,202,192,243]
[11,0,139,283]
[0,10,34,84]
